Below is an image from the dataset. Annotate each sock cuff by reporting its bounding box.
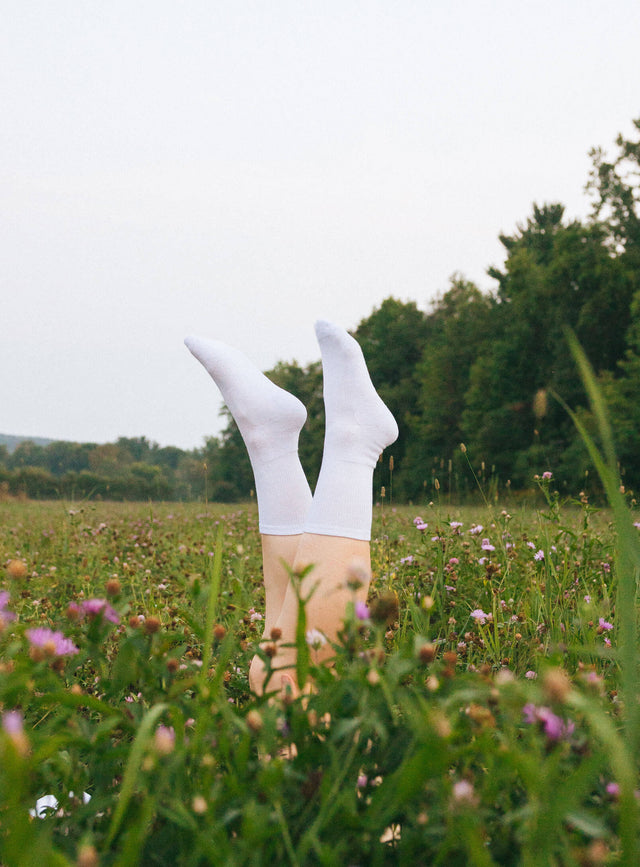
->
[301,522,371,542]
[258,521,306,536]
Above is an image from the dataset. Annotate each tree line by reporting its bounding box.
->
[3,119,640,504]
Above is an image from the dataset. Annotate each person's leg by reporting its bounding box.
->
[271,320,398,686]
[184,336,312,691]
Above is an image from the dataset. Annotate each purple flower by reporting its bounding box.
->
[599,617,613,631]
[469,524,483,535]
[523,703,574,741]
[80,598,120,624]
[0,591,16,627]
[470,609,489,625]
[2,710,24,736]
[606,782,620,798]
[542,471,553,481]
[481,539,495,552]
[355,601,370,620]
[400,555,414,565]
[26,627,78,658]
[534,549,545,561]
[525,670,537,680]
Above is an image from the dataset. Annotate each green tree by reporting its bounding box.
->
[403,276,494,499]
[462,203,635,489]
[587,117,640,256]
[353,298,431,500]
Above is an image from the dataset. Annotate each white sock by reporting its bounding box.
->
[304,320,398,541]
[185,335,312,535]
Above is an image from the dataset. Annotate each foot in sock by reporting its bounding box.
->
[184,335,308,462]
[314,320,399,467]
[184,335,312,535]
[303,320,399,541]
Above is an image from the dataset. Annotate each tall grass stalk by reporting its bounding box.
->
[199,521,225,689]
[560,331,640,863]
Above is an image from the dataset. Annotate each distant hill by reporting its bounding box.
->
[0,433,56,454]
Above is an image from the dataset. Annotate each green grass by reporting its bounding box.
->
[0,490,637,864]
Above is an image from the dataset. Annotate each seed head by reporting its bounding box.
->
[6,559,27,579]
[543,667,572,703]
[144,616,161,635]
[245,709,263,733]
[106,577,121,596]
[418,642,436,663]
[192,795,208,815]
[76,844,99,867]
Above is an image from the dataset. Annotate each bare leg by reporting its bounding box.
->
[267,321,398,692]
[184,336,312,694]
[249,533,301,694]
[268,534,371,686]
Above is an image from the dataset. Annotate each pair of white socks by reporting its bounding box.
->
[184,320,398,542]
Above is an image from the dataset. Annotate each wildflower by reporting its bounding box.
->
[542,471,553,480]
[413,516,428,531]
[534,549,545,561]
[522,703,574,741]
[470,609,489,625]
[26,627,79,660]
[78,598,120,624]
[584,595,591,604]
[400,555,414,565]
[598,617,613,632]
[347,558,370,589]
[248,608,263,623]
[306,628,327,650]
[451,780,478,807]
[154,725,175,754]
[355,601,369,620]
[525,670,537,680]
[450,521,463,532]
[2,710,29,755]
[0,592,15,629]
[469,524,483,535]
[606,782,620,799]
[357,774,368,788]
[481,539,495,552]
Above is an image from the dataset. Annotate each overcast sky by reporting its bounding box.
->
[2,1,639,450]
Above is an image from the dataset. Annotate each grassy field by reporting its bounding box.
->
[0,492,637,864]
